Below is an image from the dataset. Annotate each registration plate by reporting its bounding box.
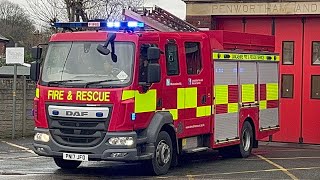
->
[63,153,89,161]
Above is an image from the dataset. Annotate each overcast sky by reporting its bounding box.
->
[8,0,186,19]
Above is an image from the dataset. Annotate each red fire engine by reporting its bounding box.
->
[30,19,280,175]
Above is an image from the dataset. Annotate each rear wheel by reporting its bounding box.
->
[146,131,173,175]
[53,157,81,169]
[219,121,253,158]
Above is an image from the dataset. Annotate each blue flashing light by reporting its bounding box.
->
[52,110,59,116]
[96,112,104,117]
[131,113,136,121]
[53,20,144,30]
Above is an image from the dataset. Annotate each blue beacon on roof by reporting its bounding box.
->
[52,21,145,30]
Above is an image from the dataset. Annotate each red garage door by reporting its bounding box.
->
[273,17,303,143]
[302,17,320,144]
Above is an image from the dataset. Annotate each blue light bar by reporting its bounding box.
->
[52,21,144,30]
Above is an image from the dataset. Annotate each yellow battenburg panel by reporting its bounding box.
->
[168,109,178,120]
[121,90,135,100]
[185,87,197,108]
[36,88,39,98]
[134,90,156,113]
[205,105,212,116]
[228,103,239,113]
[177,88,185,109]
[215,85,228,105]
[267,83,279,100]
[260,100,267,110]
[196,106,212,117]
[242,84,255,103]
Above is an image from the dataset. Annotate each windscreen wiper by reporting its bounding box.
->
[47,80,84,87]
[84,79,121,88]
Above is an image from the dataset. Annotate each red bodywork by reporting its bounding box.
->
[34,30,279,149]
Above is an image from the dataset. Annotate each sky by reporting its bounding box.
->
[8,0,186,20]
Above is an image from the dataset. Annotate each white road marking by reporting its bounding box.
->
[1,141,36,155]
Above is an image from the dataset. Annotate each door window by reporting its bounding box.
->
[185,42,202,75]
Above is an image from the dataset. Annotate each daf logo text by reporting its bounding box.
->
[66,111,89,117]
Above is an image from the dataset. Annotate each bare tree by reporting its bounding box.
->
[27,0,144,25]
[0,0,36,64]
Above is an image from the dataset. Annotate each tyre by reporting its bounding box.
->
[146,131,173,175]
[219,121,254,158]
[238,121,254,158]
[53,157,81,169]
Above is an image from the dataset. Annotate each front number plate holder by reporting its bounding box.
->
[63,153,89,161]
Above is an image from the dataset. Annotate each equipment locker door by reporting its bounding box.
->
[258,62,279,129]
[214,61,239,142]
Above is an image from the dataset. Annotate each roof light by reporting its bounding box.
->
[52,20,144,31]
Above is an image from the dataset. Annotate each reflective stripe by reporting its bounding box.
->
[213,52,280,62]
[177,88,185,109]
[185,87,197,108]
[242,84,255,103]
[168,109,178,120]
[260,100,267,110]
[134,89,156,113]
[36,88,39,98]
[196,106,211,117]
[228,103,238,113]
[266,83,279,100]
[215,85,228,105]
[122,90,135,100]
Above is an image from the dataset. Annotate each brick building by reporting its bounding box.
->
[0,34,9,58]
[184,0,320,144]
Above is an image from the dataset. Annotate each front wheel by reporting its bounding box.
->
[145,131,173,175]
[53,157,81,169]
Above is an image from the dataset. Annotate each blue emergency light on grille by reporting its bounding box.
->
[52,21,144,30]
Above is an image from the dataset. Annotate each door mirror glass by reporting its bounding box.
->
[30,61,40,82]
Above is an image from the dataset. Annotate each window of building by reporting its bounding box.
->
[281,74,294,98]
[311,75,320,99]
[185,42,202,75]
[282,41,294,65]
[165,43,179,76]
[312,42,320,65]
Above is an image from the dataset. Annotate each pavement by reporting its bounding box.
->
[0,137,320,179]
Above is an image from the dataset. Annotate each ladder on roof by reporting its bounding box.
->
[123,6,199,32]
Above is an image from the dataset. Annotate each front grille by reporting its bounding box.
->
[48,116,109,147]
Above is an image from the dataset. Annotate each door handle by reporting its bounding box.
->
[201,95,207,104]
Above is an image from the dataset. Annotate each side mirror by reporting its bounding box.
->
[147,47,160,61]
[30,61,40,82]
[97,33,117,56]
[32,46,42,60]
[147,63,161,83]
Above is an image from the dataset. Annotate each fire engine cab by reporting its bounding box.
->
[30,20,280,175]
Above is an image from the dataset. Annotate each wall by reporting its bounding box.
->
[0,77,35,139]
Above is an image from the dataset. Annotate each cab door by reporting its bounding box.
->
[180,37,212,137]
[159,34,185,138]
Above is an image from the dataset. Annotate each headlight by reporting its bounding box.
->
[34,133,50,142]
[108,137,134,146]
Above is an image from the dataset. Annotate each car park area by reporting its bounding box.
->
[0,138,320,179]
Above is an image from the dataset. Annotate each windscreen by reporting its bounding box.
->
[41,41,134,87]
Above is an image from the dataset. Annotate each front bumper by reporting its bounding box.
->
[33,128,154,161]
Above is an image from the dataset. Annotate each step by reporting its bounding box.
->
[183,147,209,153]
